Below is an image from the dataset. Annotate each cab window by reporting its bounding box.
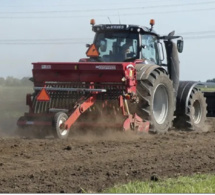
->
[95,32,139,62]
[141,34,159,64]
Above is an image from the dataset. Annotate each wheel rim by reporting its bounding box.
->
[153,84,168,124]
[58,116,68,136]
[192,100,202,124]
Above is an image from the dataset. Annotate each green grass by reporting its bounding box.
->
[0,86,33,101]
[103,174,215,193]
[200,87,215,92]
[198,85,215,92]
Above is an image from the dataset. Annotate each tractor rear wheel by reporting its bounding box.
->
[53,112,70,139]
[136,69,175,133]
[174,88,207,131]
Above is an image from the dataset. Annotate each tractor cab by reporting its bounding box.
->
[88,20,160,64]
[86,19,184,67]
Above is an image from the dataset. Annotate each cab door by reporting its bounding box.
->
[141,34,160,65]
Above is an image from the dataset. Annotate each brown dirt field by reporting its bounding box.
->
[1,86,215,193]
[0,121,215,193]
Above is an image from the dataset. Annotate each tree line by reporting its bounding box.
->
[0,76,33,87]
[207,78,215,83]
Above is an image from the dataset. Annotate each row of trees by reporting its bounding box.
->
[207,78,215,83]
[0,76,32,87]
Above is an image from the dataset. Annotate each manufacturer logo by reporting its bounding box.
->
[41,65,51,69]
[95,65,116,70]
[105,25,126,30]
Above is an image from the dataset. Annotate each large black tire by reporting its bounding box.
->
[136,69,175,133]
[53,112,70,139]
[174,88,207,131]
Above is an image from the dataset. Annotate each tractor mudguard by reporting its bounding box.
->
[135,64,167,80]
[175,81,200,115]
[164,41,180,97]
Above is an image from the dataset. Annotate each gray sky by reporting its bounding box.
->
[0,0,215,81]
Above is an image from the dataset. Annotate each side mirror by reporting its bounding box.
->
[177,40,184,53]
[86,44,91,48]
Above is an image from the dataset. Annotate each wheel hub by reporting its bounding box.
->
[192,100,202,124]
[153,84,168,124]
[58,117,68,136]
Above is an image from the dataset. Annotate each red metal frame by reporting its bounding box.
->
[32,62,137,94]
[18,60,150,133]
[123,114,149,132]
[63,95,96,130]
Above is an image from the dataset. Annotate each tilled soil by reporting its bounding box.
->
[0,120,215,193]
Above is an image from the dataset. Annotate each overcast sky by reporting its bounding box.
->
[0,0,215,81]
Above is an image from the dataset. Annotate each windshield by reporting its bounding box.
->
[94,32,139,62]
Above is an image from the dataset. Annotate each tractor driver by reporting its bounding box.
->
[121,38,133,60]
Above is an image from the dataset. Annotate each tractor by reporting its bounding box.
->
[17,19,210,139]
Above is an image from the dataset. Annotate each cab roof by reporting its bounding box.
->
[92,24,159,36]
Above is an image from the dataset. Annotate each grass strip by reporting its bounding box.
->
[104,174,215,193]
